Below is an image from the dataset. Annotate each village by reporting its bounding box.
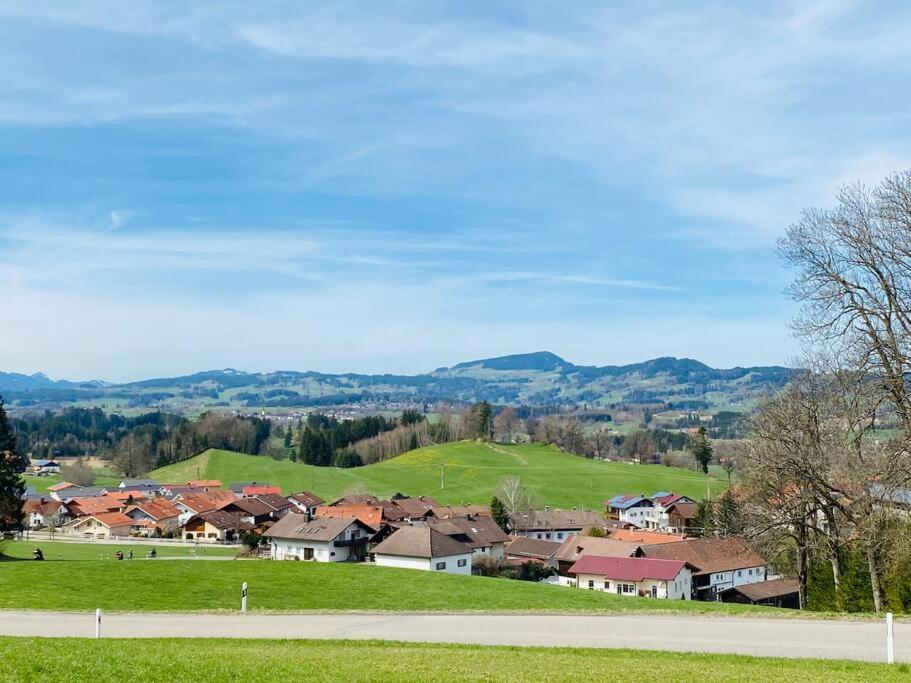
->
[20,459,798,609]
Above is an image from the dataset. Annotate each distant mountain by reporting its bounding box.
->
[0,353,793,413]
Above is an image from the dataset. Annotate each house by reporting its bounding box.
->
[158,484,199,500]
[219,497,281,526]
[51,486,107,502]
[504,536,561,568]
[434,504,491,518]
[719,577,800,609]
[393,496,441,520]
[29,459,61,474]
[603,494,655,529]
[124,499,181,535]
[173,491,237,524]
[509,509,606,541]
[118,478,160,489]
[181,510,251,543]
[47,481,80,493]
[638,537,769,601]
[287,491,325,516]
[23,498,68,529]
[66,495,123,517]
[264,512,373,562]
[243,485,282,496]
[106,489,149,505]
[553,535,640,577]
[568,555,695,599]
[228,481,272,496]
[426,515,510,562]
[373,526,473,574]
[315,504,390,529]
[648,492,696,529]
[63,511,134,539]
[610,529,685,545]
[186,479,222,491]
[666,501,699,534]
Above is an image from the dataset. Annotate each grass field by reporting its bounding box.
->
[23,468,120,494]
[1,540,236,561]
[150,441,727,508]
[1,637,904,682]
[0,560,766,615]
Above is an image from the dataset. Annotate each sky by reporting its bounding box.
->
[2,1,910,382]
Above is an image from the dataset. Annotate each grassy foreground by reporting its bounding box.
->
[0,560,767,615]
[150,441,726,507]
[1,540,236,561]
[2,638,904,682]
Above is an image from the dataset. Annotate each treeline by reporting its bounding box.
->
[10,407,271,477]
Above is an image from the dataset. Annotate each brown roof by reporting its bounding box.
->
[428,515,510,547]
[289,491,325,507]
[639,537,767,575]
[187,480,222,488]
[126,499,180,521]
[195,510,251,531]
[177,491,236,513]
[373,526,470,559]
[69,495,122,516]
[724,577,799,601]
[610,529,685,545]
[434,504,491,518]
[221,497,274,517]
[23,498,65,516]
[329,493,379,506]
[315,504,382,530]
[255,493,294,512]
[510,509,604,532]
[264,512,369,542]
[667,502,699,520]
[505,536,562,560]
[554,535,640,563]
[74,511,134,528]
[394,497,440,518]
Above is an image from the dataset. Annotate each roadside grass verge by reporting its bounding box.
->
[1,540,236,561]
[2,637,906,682]
[0,560,780,616]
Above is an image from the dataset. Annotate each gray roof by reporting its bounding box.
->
[59,486,107,499]
[119,479,159,487]
[228,481,270,492]
[505,536,562,560]
[427,515,510,548]
[373,526,471,559]
[510,509,605,532]
[264,512,367,542]
[554,535,640,563]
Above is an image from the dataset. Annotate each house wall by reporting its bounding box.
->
[66,518,131,538]
[375,552,472,575]
[182,521,227,543]
[271,537,348,562]
[514,528,580,542]
[574,567,692,599]
[705,565,767,597]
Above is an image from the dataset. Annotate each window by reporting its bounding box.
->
[604,581,610,590]
[436,562,446,570]
[748,568,753,575]
[588,580,595,590]
[622,583,634,594]
[457,559,467,567]
[737,570,742,577]
[351,530,360,539]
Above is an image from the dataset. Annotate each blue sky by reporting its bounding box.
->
[2,1,910,381]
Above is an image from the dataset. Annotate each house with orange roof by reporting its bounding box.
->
[67,495,123,518]
[187,479,223,491]
[610,529,686,545]
[62,511,134,539]
[314,504,383,531]
[125,499,181,535]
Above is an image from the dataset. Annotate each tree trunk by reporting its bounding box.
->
[866,545,883,613]
[796,527,809,610]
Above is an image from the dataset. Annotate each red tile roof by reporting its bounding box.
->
[611,529,685,545]
[314,504,382,530]
[243,485,281,496]
[568,555,691,581]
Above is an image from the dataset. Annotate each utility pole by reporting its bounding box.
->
[440,463,444,491]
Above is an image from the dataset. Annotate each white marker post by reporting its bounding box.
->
[241,582,248,612]
[95,608,102,639]
[887,612,895,664]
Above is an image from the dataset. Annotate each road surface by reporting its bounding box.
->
[0,611,904,663]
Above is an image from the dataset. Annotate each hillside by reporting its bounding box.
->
[0,352,791,414]
[150,441,727,507]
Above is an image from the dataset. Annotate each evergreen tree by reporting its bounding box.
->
[690,426,714,474]
[471,401,492,440]
[0,397,25,532]
[692,498,715,537]
[490,496,510,533]
[284,427,293,449]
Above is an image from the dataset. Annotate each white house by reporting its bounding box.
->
[62,512,133,539]
[603,494,655,529]
[263,512,372,562]
[509,509,606,542]
[22,498,68,529]
[639,537,769,600]
[286,491,325,517]
[373,526,473,574]
[427,515,510,562]
[29,459,61,475]
[569,555,694,599]
[647,492,696,530]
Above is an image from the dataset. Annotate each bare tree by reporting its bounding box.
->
[60,459,95,486]
[495,475,534,526]
[493,407,520,443]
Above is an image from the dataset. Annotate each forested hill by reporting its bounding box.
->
[0,353,791,413]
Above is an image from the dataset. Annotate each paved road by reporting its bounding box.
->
[0,611,904,663]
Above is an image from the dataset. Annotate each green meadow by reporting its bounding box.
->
[1,638,903,682]
[150,441,726,508]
